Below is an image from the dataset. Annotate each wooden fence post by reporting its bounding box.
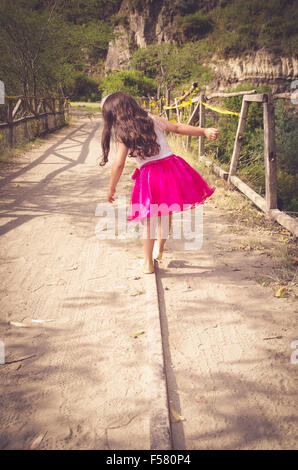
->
[58,98,64,125]
[158,97,162,115]
[44,99,49,132]
[7,99,14,146]
[52,98,57,128]
[24,98,29,139]
[67,98,70,120]
[1,94,70,150]
[198,95,205,159]
[263,93,277,211]
[166,89,171,120]
[175,98,181,123]
[228,97,249,179]
[33,96,38,114]
[186,103,193,150]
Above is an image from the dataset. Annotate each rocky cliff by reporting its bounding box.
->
[104,0,298,92]
[207,50,298,92]
[105,0,173,71]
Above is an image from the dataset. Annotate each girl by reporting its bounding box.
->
[100,92,218,274]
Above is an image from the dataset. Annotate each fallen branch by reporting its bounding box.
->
[3,354,36,365]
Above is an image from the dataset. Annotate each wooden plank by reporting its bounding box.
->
[186,103,194,150]
[26,98,37,116]
[165,89,170,120]
[230,175,267,212]
[263,93,278,210]
[158,98,162,115]
[52,98,57,128]
[244,93,267,102]
[46,98,55,114]
[12,99,22,119]
[65,98,70,120]
[174,98,181,123]
[272,93,292,100]
[5,95,67,99]
[191,90,257,104]
[228,98,249,179]
[169,82,198,108]
[181,105,187,150]
[232,175,298,237]
[198,95,205,158]
[44,99,50,113]
[8,99,13,146]
[200,155,298,238]
[37,99,43,114]
[199,155,229,180]
[269,209,298,238]
[187,100,200,125]
[207,90,257,99]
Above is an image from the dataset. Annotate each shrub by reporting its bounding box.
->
[71,73,101,101]
[174,12,212,42]
[100,70,156,97]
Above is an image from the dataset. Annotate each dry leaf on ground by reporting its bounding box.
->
[274,286,287,297]
[133,330,145,338]
[30,433,46,450]
[170,407,185,423]
[130,290,145,296]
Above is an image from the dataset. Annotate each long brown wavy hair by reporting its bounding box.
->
[100,92,160,166]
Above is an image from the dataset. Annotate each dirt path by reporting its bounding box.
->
[0,113,297,450]
[157,206,297,450]
[0,114,160,450]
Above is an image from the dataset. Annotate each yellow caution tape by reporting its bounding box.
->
[163,101,192,110]
[162,100,240,117]
[201,101,240,117]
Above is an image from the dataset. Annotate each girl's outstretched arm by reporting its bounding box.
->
[107,141,129,203]
[154,114,219,140]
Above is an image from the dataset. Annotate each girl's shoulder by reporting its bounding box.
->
[148,112,168,132]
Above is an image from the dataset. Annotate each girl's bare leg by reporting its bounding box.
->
[156,214,172,258]
[142,217,157,273]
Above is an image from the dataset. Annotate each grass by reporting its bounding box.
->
[167,133,298,298]
[0,136,48,163]
[0,115,76,163]
[70,101,101,113]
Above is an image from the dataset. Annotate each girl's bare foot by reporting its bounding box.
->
[143,264,155,274]
[153,240,163,261]
[154,250,163,261]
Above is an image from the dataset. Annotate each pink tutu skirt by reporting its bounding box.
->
[127,154,216,222]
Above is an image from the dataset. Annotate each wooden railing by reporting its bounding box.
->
[0,95,69,149]
[142,88,297,237]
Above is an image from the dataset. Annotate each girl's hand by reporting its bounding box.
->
[107,188,115,203]
[204,128,219,140]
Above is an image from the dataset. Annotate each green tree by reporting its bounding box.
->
[131,41,214,95]
[0,0,82,96]
[0,0,116,97]
[101,70,156,97]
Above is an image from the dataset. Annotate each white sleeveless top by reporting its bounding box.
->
[133,113,173,168]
